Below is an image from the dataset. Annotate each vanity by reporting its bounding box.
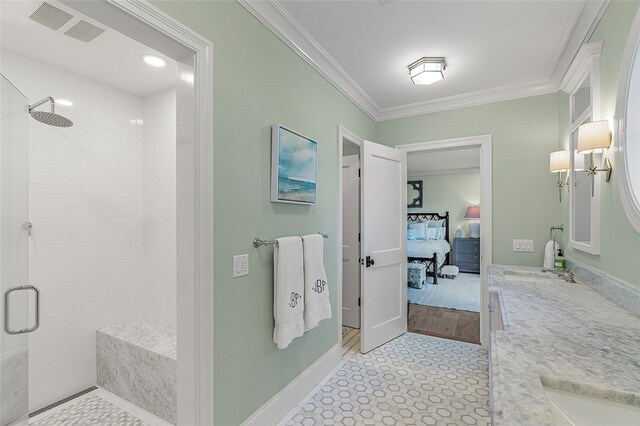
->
[488,265,640,425]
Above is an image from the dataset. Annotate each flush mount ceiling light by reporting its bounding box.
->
[408,57,446,85]
[142,54,166,68]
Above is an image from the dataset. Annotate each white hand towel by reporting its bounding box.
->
[273,236,305,349]
[302,234,332,331]
[543,240,559,269]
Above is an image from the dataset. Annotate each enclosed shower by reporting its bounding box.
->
[1,24,178,426]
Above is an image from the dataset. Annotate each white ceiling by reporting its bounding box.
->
[408,148,480,176]
[242,0,607,121]
[0,0,177,97]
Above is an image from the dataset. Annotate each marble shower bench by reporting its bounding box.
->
[97,318,177,424]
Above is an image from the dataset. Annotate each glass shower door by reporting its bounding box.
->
[0,74,30,425]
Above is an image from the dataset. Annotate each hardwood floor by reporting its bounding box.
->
[408,303,480,345]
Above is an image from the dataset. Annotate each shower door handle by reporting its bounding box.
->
[4,285,40,335]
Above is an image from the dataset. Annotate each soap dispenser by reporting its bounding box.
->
[554,249,566,271]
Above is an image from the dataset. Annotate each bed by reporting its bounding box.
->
[407,212,450,285]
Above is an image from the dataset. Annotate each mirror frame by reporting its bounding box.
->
[615,7,640,234]
[562,42,603,255]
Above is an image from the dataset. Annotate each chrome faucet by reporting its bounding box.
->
[541,267,576,283]
[563,270,576,283]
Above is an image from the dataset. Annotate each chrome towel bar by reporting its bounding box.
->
[253,232,329,248]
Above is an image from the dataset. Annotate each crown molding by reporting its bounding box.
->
[238,0,608,122]
[376,81,557,121]
[550,1,609,88]
[238,0,380,121]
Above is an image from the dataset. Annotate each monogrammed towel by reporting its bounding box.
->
[302,234,331,331]
[273,236,305,349]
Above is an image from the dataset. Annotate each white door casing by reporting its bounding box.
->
[342,154,361,328]
[396,134,492,346]
[360,140,407,353]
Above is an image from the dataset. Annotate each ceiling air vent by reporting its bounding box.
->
[29,2,73,30]
[64,20,105,43]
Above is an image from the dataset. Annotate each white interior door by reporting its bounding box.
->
[360,140,407,353]
[342,154,360,328]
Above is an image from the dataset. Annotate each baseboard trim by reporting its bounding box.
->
[240,343,342,426]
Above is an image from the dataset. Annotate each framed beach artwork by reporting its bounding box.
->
[271,124,318,204]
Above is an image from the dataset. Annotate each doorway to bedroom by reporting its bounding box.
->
[341,138,361,357]
[400,136,492,345]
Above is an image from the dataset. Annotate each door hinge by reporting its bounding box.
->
[358,297,361,307]
[358,169,361,177]
[358,232,361,242]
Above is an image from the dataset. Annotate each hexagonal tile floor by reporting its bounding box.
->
[285,333,490,425]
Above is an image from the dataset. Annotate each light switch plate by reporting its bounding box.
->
[233,254,249,277]
[513,239,534,252]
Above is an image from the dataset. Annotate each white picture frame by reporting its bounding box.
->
[271,124,318,205]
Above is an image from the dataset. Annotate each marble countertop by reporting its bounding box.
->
[489,265,640,425]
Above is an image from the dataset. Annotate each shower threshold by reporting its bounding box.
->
[28,387,173,425]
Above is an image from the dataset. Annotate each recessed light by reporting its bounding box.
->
[55,99,73,107]
[142,54,166,68]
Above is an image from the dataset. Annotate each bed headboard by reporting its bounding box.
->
[407,211,450,243]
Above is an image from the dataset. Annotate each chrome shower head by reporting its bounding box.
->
[30,110,73,127]
[28,97,73,127]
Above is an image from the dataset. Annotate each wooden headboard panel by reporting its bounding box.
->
[407,211,450,243]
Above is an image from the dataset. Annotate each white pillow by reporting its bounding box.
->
[408,222,427,240]
[425,228,438,240]
[427,219,444,228]
[436,227,446,240]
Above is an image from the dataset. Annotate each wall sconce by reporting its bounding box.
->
[550,150,569,202]
[408,57,446,85]
[464,205,480,238]
[549,150,585,202]
[577,120,613,196]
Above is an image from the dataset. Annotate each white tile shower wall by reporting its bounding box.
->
[143,88,177,325]
[1,50,145,411]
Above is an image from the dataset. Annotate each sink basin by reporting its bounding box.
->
[489,291,504,331]
[503,270,548,278]
[502,269,549,283]
[544,387,640,426]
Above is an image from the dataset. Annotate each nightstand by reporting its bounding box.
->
[453,238,480,274]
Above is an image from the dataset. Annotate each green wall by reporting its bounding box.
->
[150,2,376,424]
[560,1,640,286]
[408,172,481,245]
[378,94,563,267]
[145,1,640,424]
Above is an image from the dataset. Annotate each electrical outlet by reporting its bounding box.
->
[513,239,534,252]
[233,254,249,277]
